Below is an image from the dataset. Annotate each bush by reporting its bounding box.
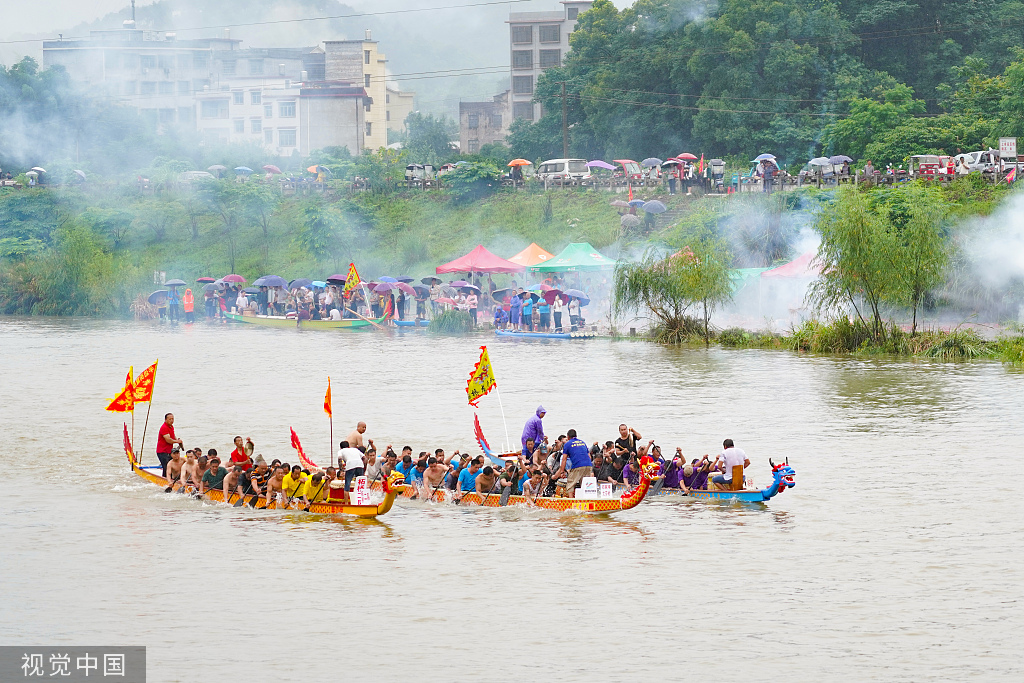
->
[429,309,473,334]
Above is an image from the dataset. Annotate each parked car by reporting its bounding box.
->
[536,158,591,181]
[954,149,1001,173]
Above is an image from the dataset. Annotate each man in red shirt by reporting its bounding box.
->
[157,413,183,477]
[228,436,253,472]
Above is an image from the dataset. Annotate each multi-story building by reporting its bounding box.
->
[459,91,511,154]
[324,32,391,151]
[507,1,592,122]
[386,86,416,136]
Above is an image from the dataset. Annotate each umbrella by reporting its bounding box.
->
[378,276,398,283]
[641,158,663,167]
[234,167,254,175]
[610,199,630,208]
[208,165,227,172]
[395,276,415,283]
[31,167,46,173]
[661,159,682,167]
[25,171,38,177]
[421,276,442,285]
[412,284,431,295]
[627,199,646,207]
[461,284,481,293]
[289,278,313,290]
[754,154,776,162]
[435,297,457,305]
[563,289,591,306]
[373,282,398,293]
[148,290,169,304]
[492,287,513,297]
[621,214,642,228]
[312,281,327,288]
[243,287,260,294]
[507,159,532,167]
[587,160,616,170]
[450,280,470,287]
[202,283,223,293]
[164,279,187,287]
[254,275,289,288]
[676,153,698,160]
[307,164,320,173]
[325,274,347,282]
[74,169,86,179]
[396,282,417,295]
[221,274,246,283]
[829,155,853,164]
[808,157,832,166]
[262,165,282,174]
[196,277,217,283]
[642,200,667,214]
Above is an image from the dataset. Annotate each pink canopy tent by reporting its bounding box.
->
[436,245,525,274]
[761,251,821,278]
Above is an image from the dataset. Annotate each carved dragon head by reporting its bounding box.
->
[381,469,407,494]
[770,459,796,492]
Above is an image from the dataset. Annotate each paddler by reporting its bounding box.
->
[555,429,593,497]
[166,447,183,485]
[266,466,287,507]
[521,405,546,450]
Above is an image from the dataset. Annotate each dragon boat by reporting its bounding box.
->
[494,329,595,340]
[654,459,797,503]
[120,426,406,517]
[223,311,382,329]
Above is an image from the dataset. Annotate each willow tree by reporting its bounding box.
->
[614,227,733,345]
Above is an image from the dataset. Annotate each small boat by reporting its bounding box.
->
[120,426,405,517]
[655,460,796,503]
[223,311,381,329]
[494,329,595,339]
[394,319,430,327]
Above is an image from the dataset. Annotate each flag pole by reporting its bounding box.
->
[494,384,511,455]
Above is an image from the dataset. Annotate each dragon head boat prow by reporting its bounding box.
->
[381,470,407,495]
[768,458,796,495]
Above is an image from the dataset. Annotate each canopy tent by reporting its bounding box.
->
[761,252,820,279]
[436,244,525,274]
[508,243,555,267]
[729,267,770,293]
[529,242,617,272]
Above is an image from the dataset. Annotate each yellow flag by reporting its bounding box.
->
[466,345,496,407]
[343,262,361,294]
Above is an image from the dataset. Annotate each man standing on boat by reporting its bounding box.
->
[521,406,546,450]
[347,422,371,451]
[157,413,183,477]
[614,424,641,460]
[711,439,750,489]
[556,429,594,497]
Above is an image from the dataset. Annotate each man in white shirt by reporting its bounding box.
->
[711,439,750,489]
[337,440,366,491]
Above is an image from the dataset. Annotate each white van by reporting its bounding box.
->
[536,158,591,181]
[954,149,1001,173]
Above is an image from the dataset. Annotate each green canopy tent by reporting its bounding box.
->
[728,267,770,293]
[529,242,617,272]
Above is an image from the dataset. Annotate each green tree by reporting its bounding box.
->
[824,84,925,159]
[356,148,406,195]
[401,112,457,164]
[198,181,244,272]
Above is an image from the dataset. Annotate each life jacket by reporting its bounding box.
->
[182,289,194,312]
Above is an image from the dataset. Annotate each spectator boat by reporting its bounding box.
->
[494,329,596,340]
[120,426,406,517]
[654,459,796,503]
[223,311,380,329]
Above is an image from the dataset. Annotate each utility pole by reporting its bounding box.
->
[560,82,569,158]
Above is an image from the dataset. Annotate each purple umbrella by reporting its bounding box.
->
[587,160,616,170]
[379,276,398,283]
[373,282,398,292]
[450,280,470,287]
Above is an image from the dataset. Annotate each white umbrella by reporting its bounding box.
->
[25,170,38,177]
[808,157,832,166]
[31,167,46,173]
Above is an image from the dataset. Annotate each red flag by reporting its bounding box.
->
[699,154,704,174]
[1007,167,1016,184]
[105,368,135,413]
[323,377,332,418]
[132,361,158,402]
[628,184,633,201]
[290,427,319,470]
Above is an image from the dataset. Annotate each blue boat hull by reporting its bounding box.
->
[652,463,797,503]
[394,320,430,327]
[495,330,594,340]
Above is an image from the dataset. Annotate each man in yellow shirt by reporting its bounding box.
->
[282,465,308,507]
[304,472,328,504]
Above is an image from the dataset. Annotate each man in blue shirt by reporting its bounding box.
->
[457,457,483,497]
[395,453,415,480]
[522,295,534,331]
[556,429,594,498]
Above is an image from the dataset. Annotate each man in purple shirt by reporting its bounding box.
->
[521,405,546,450]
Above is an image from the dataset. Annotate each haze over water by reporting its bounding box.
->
[1,318,1022,681]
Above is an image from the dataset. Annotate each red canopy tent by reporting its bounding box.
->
[761,251,821,278]
[436,245,525,274]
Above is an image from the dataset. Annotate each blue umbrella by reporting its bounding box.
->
[312,281,327,288]
[641,157,663,167]
[234,166,254,175]
[289,278,313,290]
[642,200,667,214]
[562,289,591,306]
[754,154,776,162]
[627,199,646,208]
[378,276,398,283]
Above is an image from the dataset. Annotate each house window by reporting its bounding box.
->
[279,101,296,117]
[489,113,502,128]
[512,75,533,94]
[365,122,372,136]
[177,80,190,94]
[468,139,479,153]
[159,109,176,123]
[123,81,136,95]
[200,100,229,119]
[386,92,390,104]
[232,91,244,105]
[177,54,191,70]
[250,90,262,104]
[193,54,208,69]
[467,114,479,129]
[264,103,273,118]
[364,49,371,64]
[234,119,245,133]
[178,107,193,123]
[251,118,262,133]
[192,78,210,91]
[539,25,560,43]
[140,81,157,95]
[279,129,296,146]
[365,101,371,113]
[141,109,158,124]
[567,7,579,19]
[539,49,561,68]
[140,55,156,69]
[386,111,390,121]
[264,128,274,144]
[159,81,175,95]
[364,74,371,88]
[512,50,532,69]
[158,55,174,70]
[511,25,532,44]
[249,59,264,75]
[222,60,236,75]
[513,102,534,120]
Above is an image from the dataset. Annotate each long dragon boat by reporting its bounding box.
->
[654,459,797,503]
[494,329,595,340]
[121,426,405,517]
[223,311,382,329]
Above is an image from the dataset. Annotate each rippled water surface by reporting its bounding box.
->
[1,318,1022,681]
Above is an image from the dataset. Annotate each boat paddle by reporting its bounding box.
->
[498,465,519,506]
[344,307,386,330]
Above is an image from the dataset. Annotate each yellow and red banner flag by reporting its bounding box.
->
[324,377,333,418]
[105,367,135,412]
[290,427,319,470]
[466,345,497,407]
[132,361,158,403]
[343,262,361,294]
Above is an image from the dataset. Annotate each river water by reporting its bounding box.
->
[1,318,1021,681]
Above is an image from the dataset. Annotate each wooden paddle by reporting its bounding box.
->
[498,466,519,506]
[344,307,386,330]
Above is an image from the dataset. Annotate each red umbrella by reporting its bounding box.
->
[542,289,568,304]
[676,153,698,160]
[196,277,217,283]
[221,274,246,283]
[436,297,457,305]
[396,282,417,295]
[262,165,282,174]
